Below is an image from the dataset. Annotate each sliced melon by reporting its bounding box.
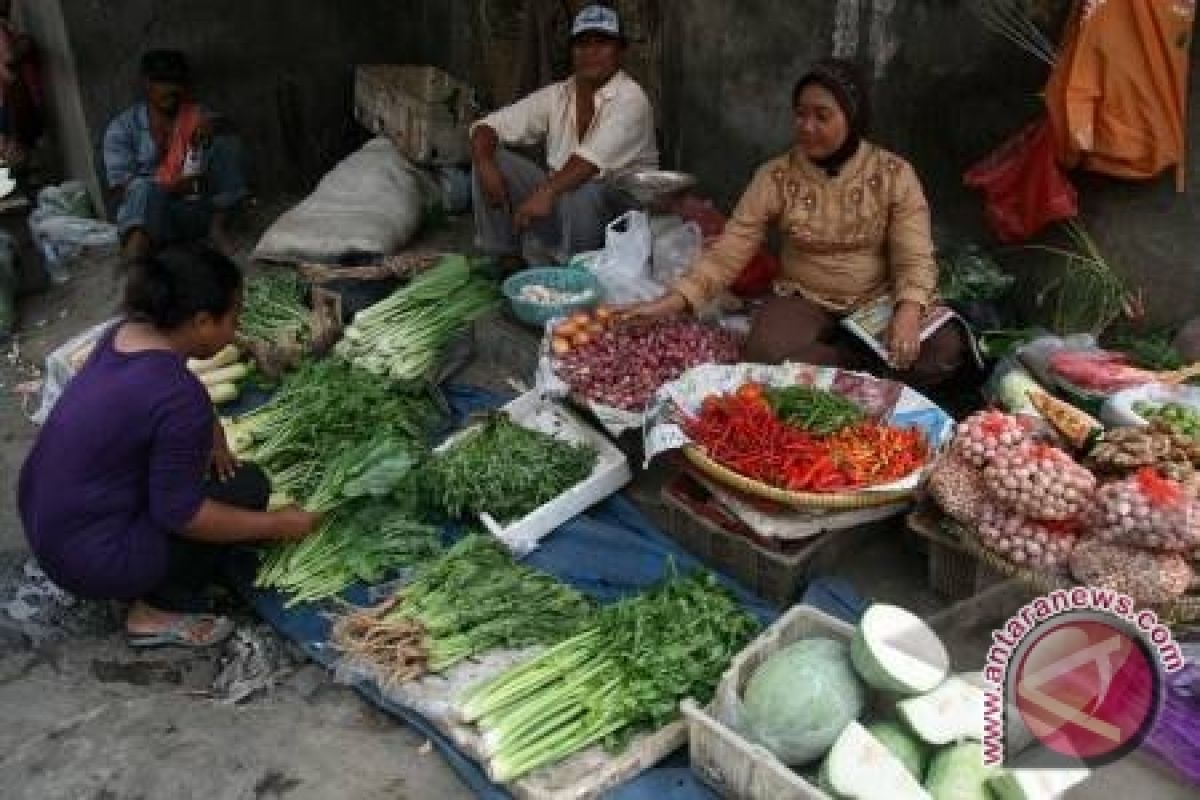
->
[825,721,933,800]
[850,604,950,695]
[987,768,1091,800]
[867,720,930,781]
[898,676,985,746]
[924,742,996,800]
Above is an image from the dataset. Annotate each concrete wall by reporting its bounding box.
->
[659,0,1200,327]
[17,0,102,211]
[52,0,470,207]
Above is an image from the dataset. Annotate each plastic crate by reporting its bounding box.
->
[907,508,1002,602]
[656,479,826,607]
[354,65,473,165]
[683,605,856,800]
[435,389,631,555]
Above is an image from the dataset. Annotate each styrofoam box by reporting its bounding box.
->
[436,389,632,554]
[682,605,857,800]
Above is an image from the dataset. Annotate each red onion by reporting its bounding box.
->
[554,319,740,412]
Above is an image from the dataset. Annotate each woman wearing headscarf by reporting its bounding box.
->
[625,59,967,389]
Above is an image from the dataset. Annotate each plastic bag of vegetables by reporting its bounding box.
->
[1085,468,1200,552]
[951,410,1034,469]
[926,453,989,525]
[982,441,1096,521]
[976,503,1079,568]
[1070,539,1194,604]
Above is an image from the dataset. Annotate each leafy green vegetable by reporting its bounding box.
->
[1105,328,1185,371]
[766,386,865,435]
[430,413,597,523]
[336,255,500,385]
[457,570,760,783]
[256,497,443,606]
[230,360,443,504]
[937,244,1014,304]
[240,270,310,344]
[333,535,595,682]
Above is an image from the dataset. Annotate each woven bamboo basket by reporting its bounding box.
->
[682,445,915,511]
[947,520,1200,626]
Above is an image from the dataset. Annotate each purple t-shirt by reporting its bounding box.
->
[18,323,214,599]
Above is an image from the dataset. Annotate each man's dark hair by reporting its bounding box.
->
[140,50,190,85]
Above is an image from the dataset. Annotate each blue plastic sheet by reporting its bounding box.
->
[227,384,861,799]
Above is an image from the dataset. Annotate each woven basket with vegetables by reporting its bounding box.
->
[644,363,954,509]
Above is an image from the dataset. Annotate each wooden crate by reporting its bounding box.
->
[907,507,1003,602]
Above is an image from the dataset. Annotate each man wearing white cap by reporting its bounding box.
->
[470,3,659,269]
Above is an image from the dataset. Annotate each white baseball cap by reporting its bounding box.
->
[571,4,624,41]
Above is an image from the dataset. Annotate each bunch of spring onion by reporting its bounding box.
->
[255,498,442,607]
[223,360,443,503]
[332,536,594,685]
[335,254,500,384]
[240,269,311,344]
[456,571,759,783]
[430,413,598,523]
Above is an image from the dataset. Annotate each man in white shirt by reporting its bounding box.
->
[470,4,659,268]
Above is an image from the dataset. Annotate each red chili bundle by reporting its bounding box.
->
[683,386,929,493]
[826,422,929,487]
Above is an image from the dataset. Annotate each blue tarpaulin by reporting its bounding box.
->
[227,384,864,799]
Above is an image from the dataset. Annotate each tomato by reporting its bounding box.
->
[735,382,766,405]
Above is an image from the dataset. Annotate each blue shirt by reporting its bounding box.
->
[102,103,159,188]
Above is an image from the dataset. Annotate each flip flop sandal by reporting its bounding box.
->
[127,614,235,648]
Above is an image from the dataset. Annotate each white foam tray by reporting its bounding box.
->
[436,389,632,555]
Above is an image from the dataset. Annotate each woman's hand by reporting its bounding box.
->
[210,422,239,482]
[271,507,323,542]
[620,291,689,322]
[887,301,923,370]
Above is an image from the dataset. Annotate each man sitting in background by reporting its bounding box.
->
[470,3,658,270]
[103,50,247,259]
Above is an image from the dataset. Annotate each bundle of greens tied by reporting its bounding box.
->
[455,570,760,783]
[332,535,594,684]
[255,497,443,607]
[239,269,311,344]
[429,413,598,523]
[223,359,444,508]
[335,254,500,384]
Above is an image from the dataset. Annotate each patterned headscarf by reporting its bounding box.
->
[793,58,870,136]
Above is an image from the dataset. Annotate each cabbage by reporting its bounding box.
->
[739,637,867,766]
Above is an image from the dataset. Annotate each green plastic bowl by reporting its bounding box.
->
[502,267,602,328]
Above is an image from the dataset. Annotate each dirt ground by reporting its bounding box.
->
[0,207,1195,799]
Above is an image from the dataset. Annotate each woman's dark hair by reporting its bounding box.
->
[124,244,242,330]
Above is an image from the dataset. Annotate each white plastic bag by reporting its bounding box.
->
[32,318,119,425]
[589,210,662,303]
[651,219,702,284]
[28,181,118,284]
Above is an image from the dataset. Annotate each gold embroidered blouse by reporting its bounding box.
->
[673,142,938,313]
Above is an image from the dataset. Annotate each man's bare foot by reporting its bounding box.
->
[125,600,233,647]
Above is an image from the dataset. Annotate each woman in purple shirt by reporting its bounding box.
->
[19,245,320,647]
